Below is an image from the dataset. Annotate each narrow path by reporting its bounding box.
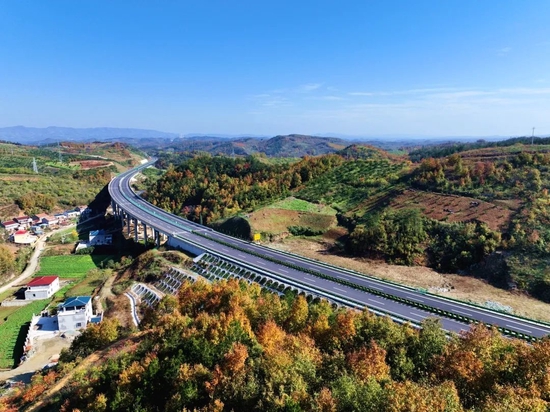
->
[125,292,140,326]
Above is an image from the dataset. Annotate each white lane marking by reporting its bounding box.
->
[256,261,266,266]
[333,286,348,293]
[222,248,229,252]
[506,324,533,334]
[409,312,427,319]
[368,298,384,305]
[337,275,347,280]
[368,285,383,291]
[280,269,289,274]
[238,254,246,258]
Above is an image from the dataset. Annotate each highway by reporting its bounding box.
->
[109,159,550,339]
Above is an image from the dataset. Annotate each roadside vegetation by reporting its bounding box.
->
[3,279,550,411]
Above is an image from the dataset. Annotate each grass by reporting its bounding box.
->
[35,255,115,278]
[66,270,105,297]
[0,306,24,326]
[267,197,337,215]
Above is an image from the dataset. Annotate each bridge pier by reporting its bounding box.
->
[127,215,131,236]
[134,218,139,242]
[143,223,148,244]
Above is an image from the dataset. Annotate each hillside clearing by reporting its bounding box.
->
[390,189,516,231]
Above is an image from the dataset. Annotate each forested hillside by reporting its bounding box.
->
[3,279,550,411]
[144,140,550,304]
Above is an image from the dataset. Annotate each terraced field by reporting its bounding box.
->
[0,299,49,369]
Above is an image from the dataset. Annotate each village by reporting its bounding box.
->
[0,205,112,382]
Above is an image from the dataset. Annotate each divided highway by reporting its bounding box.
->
[109,159,550,339]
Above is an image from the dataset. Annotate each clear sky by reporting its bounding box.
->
[1,1,549,137]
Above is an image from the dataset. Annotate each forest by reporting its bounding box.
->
[144,141,550,302]
[3,279,550,411]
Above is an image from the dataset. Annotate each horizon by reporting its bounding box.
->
[1,1,549,136]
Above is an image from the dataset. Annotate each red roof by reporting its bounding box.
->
[2,220,17,226]
[27,276,58,287]
[15,230,27,235]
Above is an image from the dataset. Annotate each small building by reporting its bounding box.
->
[54,213,67,221]
[30,225,44,235]
[41,215,59,226]
[14,216,32,226]
[13,230,37,245]
[89,229,112,245]
[32,213,50,224]
[57,296,94,332]
[77,205,90,216]
[1,220,19,231]
[25,276,60,300]
[65,210,80,219]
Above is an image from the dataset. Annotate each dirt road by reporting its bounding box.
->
[0,225,76,296]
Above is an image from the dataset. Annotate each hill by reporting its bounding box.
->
[0,141,145,220]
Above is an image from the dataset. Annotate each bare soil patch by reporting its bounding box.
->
[104,294,133,329]
[391,189,515,231]
[69,160,113,169]
[249,208,336,234]
[267,237,550,323]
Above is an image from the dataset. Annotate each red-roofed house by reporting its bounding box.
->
[25,276,60,300]
[1,220,19,231]
[13,230,37,245]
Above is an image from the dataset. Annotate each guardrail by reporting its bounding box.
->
[245,239,550,330]
[192,230,538,342]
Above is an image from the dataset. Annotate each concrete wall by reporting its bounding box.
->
[58,311,88,332]
[167,236,207,256]
[25,288,50,300]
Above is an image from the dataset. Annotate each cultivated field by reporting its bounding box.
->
[0,299,49,369]
[390,189,517,231]
[35,255,114,278]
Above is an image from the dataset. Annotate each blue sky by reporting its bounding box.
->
[1,1,549,137]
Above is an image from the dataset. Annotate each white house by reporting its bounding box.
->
[25,276,60,300]
[14,216,32,226]
[57,296,94,331]
[13,230,37,245]
[1,220,19,231]
[89,229,112,245]
[65,210,80,219]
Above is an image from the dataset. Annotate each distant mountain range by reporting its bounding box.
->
[1,126,546,157]
[0,126,179,144]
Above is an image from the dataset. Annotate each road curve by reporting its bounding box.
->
[109,159,550,339]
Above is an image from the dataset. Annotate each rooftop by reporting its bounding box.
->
[14,230,28,235]
[61,296,91,308]
[27,276,59,287]
[2,220,17,226]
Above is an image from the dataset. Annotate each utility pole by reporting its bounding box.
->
[58,141,62,163]
[32,157,38,173]
[532,127,536,145]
